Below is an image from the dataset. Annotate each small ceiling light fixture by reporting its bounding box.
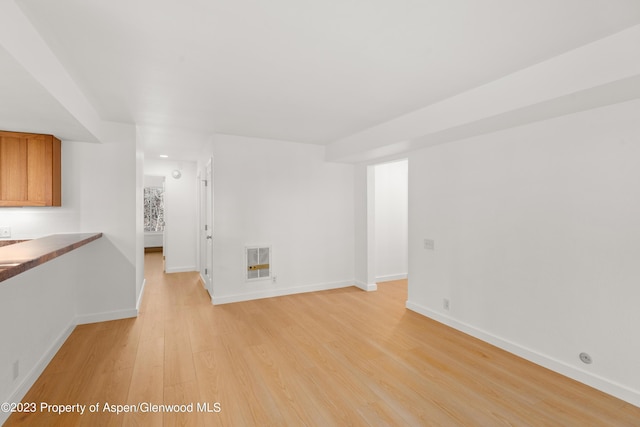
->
[171,170,182,179]
[159,154,169,158]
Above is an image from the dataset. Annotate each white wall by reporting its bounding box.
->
[374,159,408,282]
[59,135,139,321]
[0,250,77,416]
[406,99,640,406]
[136,135,145,306]
[144,175,165,187]
[144,159,197,273]
[353,163,370,289]
[144,233,163,248]
[210,134,355,303]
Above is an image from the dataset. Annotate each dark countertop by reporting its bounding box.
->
[0,240,29,247]
[0,233,102,282]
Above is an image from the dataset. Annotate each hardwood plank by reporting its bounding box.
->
[6,252,640,426]
[241,343,321,425]
[122,337,164,426]
[163,380,205,427]
[164,317,197,387]
[214,331,285,425]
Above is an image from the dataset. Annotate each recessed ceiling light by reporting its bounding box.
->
[159,154,169,158]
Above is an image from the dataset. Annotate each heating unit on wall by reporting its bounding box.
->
[245,246,271,281]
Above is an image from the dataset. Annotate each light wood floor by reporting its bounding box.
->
[7,253,640,426]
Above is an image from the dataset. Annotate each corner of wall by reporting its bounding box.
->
[354,281,378,292]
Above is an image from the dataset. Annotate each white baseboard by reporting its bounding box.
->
[406,300,640,408]
[375,273,408,283]
[75,308,138,325]
[136,278,146,311]
[212,280,353,305]
[165,265,197,273]
[355,280,378,292]
[2,322,75,425]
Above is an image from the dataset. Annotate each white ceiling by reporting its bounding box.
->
[4,0,640,150]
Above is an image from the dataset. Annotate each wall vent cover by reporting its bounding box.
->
[246,246,271,281]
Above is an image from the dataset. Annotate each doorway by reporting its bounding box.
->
[199,158,214,298]
[367,159,408,286]
[143,175,166,258]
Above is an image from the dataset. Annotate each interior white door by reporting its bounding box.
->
[199,171,207,289]
[205,159,213,296]
[199,162,212,294]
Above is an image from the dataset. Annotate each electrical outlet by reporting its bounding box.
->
[424,238,434,250]
[272,275,277,283]
[0,227,11,238]
[579,352,592,364]
[443,298,450,311]
[13,360,19,380]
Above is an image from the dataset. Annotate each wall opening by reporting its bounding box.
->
[143,175,165,252]
[368,159,408,286]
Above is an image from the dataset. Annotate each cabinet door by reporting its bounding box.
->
[27,134,56,205]
[0,134,28,203]
[0,132,61,206]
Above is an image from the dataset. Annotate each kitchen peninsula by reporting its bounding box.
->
[0,233,102,282]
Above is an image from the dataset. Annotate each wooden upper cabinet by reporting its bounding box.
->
[0,131,61,207]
